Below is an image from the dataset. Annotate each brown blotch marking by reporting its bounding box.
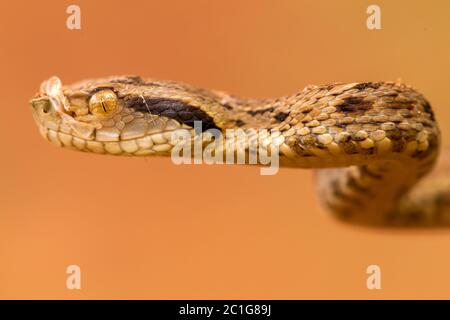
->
[222,103,233,110]
[401,110,413,118]
[341,141,358,154]
[385,130,406,152]
[247,107,274,116]
[351,133,366,142]
[421,119,435,128]
[354,82,381,90]
[337,133,352,143]
[392,138,406,152]
[299,135,317,148]
[299,106,313,114]
[360,147,376,155]
[288,137,314,157]
[385,101,415,110]
[330,179,363,207]
[275,112,289,122]
[403,129,418,141]
[291,145,314,157]
[235,119,245,127]
[347,175,371,195]
[386,130,403,140]
[335,97,373,113]
[360,165,383,180]
[422,100,435,121]
[413,133,438,159]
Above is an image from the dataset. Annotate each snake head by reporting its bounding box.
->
[30,76,102,144]
[29,75,198,155]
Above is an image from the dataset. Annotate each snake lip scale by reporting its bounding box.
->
[29,75,449,227]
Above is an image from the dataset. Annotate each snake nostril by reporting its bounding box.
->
[31,97,51,114]
[42,103,50,113]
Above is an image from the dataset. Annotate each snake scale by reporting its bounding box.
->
[29,76,449,227]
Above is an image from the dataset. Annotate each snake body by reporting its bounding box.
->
[30,76,449,226]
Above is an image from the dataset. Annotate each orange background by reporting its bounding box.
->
[0,0,449,299]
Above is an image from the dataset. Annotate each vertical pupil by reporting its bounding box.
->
[100,100,107,112]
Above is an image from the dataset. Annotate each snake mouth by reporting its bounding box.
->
[40,126,192,156]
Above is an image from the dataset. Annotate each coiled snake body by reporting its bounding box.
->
[30,76,449,227]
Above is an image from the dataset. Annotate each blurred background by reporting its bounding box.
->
[0,0,449,299]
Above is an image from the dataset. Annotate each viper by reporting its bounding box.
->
[29,76,449,227]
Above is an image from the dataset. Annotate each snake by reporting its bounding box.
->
[29,76,449,227]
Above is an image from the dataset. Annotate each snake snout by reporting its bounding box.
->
[29,96,62,134]
[30,97,52,115]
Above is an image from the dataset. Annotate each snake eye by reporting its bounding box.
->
[88,90,118,116]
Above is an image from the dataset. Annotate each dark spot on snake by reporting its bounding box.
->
[300,108,312,114]
[354,82,381,90]
[331,179,363,206]
[347,175,371,194]
[385,101,414,109]
[400,110,413,118]
[288,137,314,157]
[336,97,373,113]
[337,133,352,142]
[247,107,274,116]
[122,96,220,131]
[299,135,316,147]
[423,100,435,121]
[361,147,375,155]
[391,138,406,152]
[316,143,327,149]
[341,141,358,154]
[385,130,402,141]
[421,119,434,128]
[351,133,366,141]
[360,165,383,180]
[275,112,289,122]
[222,103,233,110]
[235,119,245,127]
[403,129,417,141]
